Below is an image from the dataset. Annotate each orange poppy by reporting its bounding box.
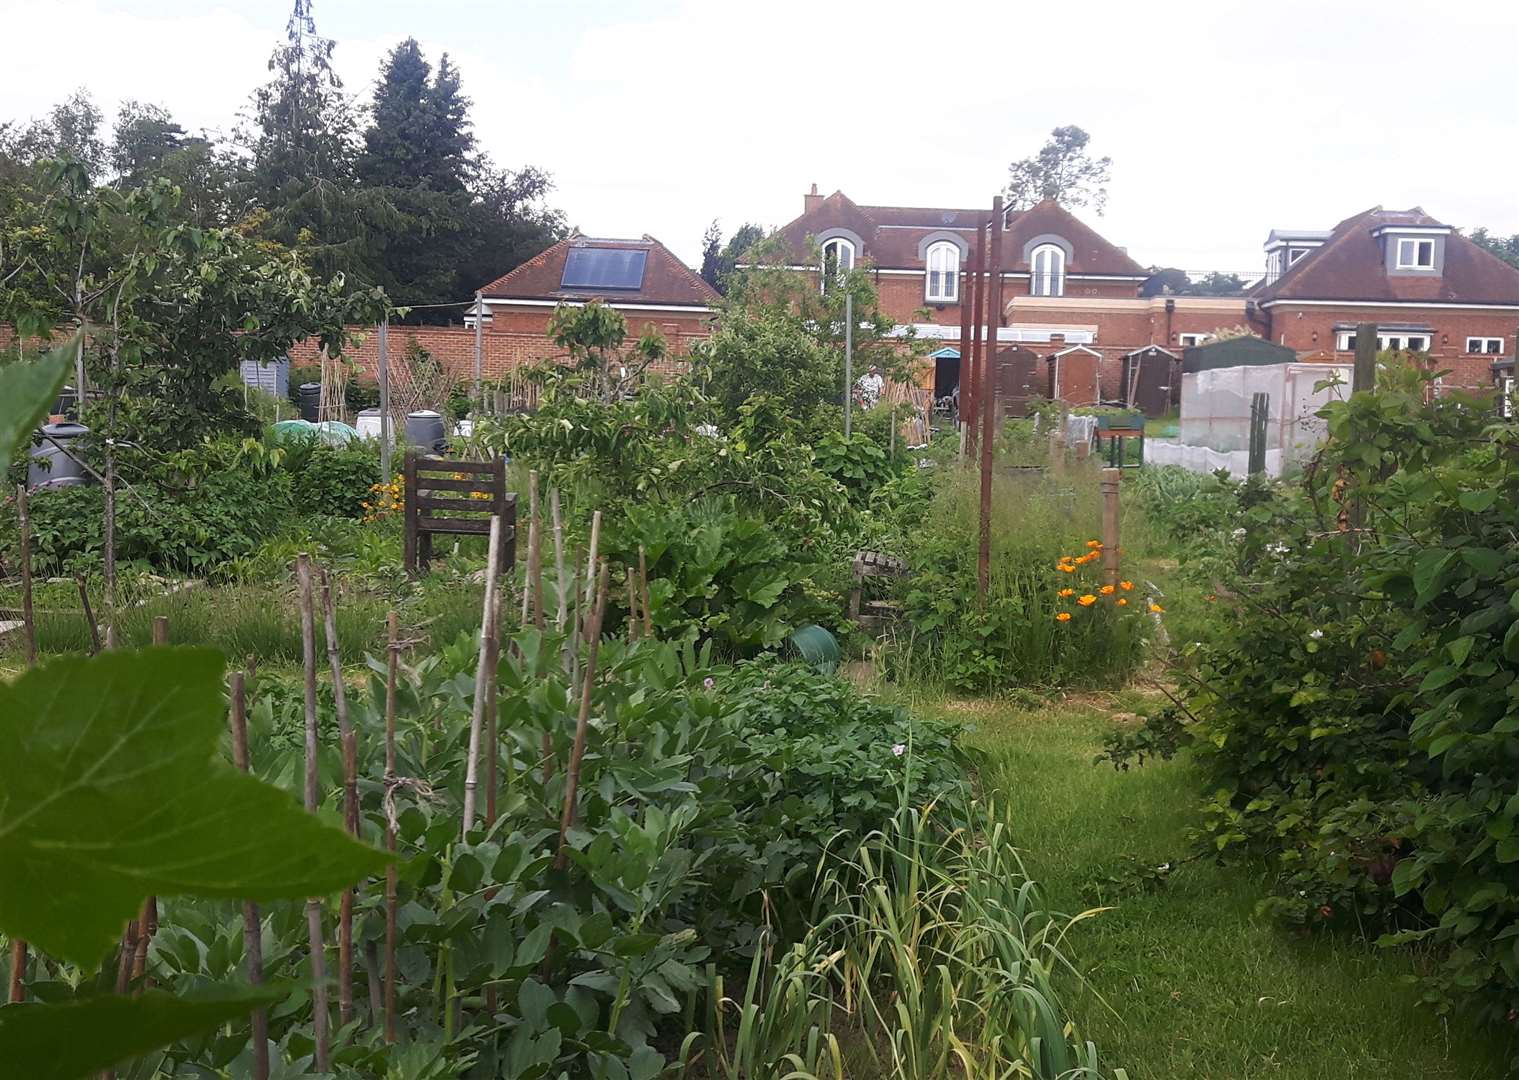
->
[1055,611,1073,622]
[1099,584,1116,595]
[1119,580,1133,591]
[1116,598,1128,606]
[1149,602,1165,613]
[1058,588,1075,597]
[1077,594,1097,607]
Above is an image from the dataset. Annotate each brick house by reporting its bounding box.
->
[765,187,1250,407]
[474,232,719,364]
[1246,207,1519,391]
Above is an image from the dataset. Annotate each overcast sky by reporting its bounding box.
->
[4,0,1517,282]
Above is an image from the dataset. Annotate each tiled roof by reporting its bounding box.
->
[1257,207,1519,306]
[478,234,719,307]
[769,192,1144,275]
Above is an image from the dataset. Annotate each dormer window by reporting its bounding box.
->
[821,237,854,278]
[925,241,959,302]
[1288,248,1308,265]
[1030,243,1065,297]
[1265,250,1283,284]
[1396,238,1435,269]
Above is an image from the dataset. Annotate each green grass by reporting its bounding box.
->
[935,696,1515,1079]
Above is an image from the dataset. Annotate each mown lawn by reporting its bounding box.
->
[934,695,1515,1079]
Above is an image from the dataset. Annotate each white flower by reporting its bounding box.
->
[1309,629,1324,640]
[891,743,906,757]
[1268,542,1289,555]
[703,677,715,690]
[1232,527,1247,540]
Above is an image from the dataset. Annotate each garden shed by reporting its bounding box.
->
[1148,335,1350,476]
[1048,345,1101,406]
[1120,346,1179,417]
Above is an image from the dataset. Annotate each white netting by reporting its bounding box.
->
[1178,363,1350,463]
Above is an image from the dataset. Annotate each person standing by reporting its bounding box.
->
[856,364,885,409]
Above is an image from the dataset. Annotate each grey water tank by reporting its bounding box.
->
[29,422,91,489]
[296,382,322,423]
[404,410,447,454]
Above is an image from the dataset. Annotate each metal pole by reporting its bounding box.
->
[978,197,1003,604]
[965,238,984,462]
[377,319,391,480]
[473,292,485,408]
[843,291,853,438]
[957,247,973,454]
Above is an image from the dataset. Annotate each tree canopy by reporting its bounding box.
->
[1005,125,1111,215]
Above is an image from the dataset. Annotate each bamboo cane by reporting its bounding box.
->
[296,554,330,1072]
[229,672,270,1080]
[526,472,545,628]
[638,546,654,638]
[16,484,35,668]
[550,489,567,634]
[626,574,638,639]
[131,617,170,987]
[581,512,602,640]
[76,574,101,655]
[484,579,503,827]
[556,562,609,870]
[461,516,504,836]
[320,572,358,1028]
[9,485,36,1002]
[384,611,399,1046]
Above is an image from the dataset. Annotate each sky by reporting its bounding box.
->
[3,0,1517,281]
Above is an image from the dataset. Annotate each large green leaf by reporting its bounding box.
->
[0,335,75,476]
[0,983,284,1080]
[0,648,389,966]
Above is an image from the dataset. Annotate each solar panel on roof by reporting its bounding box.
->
[561,247,647,290]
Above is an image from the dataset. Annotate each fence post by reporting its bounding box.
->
[1101,467,1121,587]
[402,452,419,577]
[1248,392,1269,476]
[1353,321,1377,393]
[378,319,391,481]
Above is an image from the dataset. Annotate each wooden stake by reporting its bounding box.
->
[6,940,25,1004]
[581,513,602,640]
[1101,467,1121,588]
[556,562,609,869]
[461,516,504,836]
[320,572,358,1028]
[15,485,36,668]
[295,554,330,1073]
[383,611,399,1046]
[484,582,503,827]
[978,196,1004,604]
[626,573,638,640]
[76,574,101,655]
[638,546,654,638]
[230,672,270,1080]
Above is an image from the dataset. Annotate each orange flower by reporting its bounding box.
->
[1116,598,1128,606]
[1149,602,1165,613]
[1086,539,1103,549]
[1099,584,1116,595]
[1077,594,1097,607]
[1058,588,1075,597]
[1055,611,1073,622]
[1119,580,1133,591]
[1057,563,1076,573]
[1207,594,1218,602]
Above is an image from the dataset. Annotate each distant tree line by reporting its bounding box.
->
[0,0,564,323]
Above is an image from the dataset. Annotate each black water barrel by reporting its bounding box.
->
[404,410,447,454]
[296,382,322,423]
[29,422,91,489]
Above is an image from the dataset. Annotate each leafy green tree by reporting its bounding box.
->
[1005,125,1111,215]
[1469,227,1519,269]
[699,220,766,294]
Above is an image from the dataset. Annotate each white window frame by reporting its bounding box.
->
[820,237,855,290]
[1030,243,1065,297]
[1336,331,1432,352]
[1288,248,1308,265]
[924,241,959,303]
[1504,376,1515,419]
[1468,336,1504,355]
[1178,333,1211,347]
[1395,237,1435,269]
[1266,250,1283,284]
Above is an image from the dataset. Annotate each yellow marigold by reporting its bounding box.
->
[1116,598,1128,606]
[1055,611,1072,622]
[1058,588,1075,597]
[1149,602,1165,613]
[1077,594,1097,607]
[1099,584,1116,595]
[1119,580,1133,591]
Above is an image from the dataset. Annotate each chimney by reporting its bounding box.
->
[803,183,822,215]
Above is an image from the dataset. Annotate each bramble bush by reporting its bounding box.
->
[1106,372,1519,1022]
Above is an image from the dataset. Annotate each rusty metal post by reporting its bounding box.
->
[1102,467,1121,587]
[964,237,984,462]
[958,241,976,456]
[978,197,1004,603]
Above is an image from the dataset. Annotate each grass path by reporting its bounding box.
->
[930,694,1514,1079]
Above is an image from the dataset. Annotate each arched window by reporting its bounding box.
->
[1030,243,1065,297]
[821,237,855,286]
[925,241,959,302]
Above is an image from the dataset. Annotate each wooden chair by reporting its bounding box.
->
[402,453,517,577]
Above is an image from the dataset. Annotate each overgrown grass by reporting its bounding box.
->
[946,697,1516,1079]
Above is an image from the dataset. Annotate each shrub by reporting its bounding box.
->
[284,439,381,518]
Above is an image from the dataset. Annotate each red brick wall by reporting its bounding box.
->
[868,272,1142,328]
[1263,304,1518,388]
